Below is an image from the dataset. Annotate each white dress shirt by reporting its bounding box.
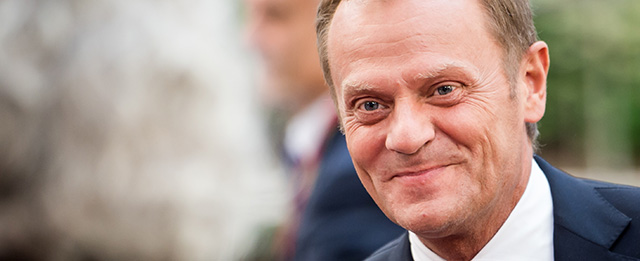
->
[410,158,554,260]
[283,95,336,165]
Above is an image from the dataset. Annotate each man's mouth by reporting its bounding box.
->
[389,164,454,182]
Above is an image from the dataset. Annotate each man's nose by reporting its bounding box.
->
[384,102,435,155]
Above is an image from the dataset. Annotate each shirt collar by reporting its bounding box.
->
[410,158,554,260]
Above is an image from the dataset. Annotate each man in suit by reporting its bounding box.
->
[315,0,640,260]
[245,0,403,259]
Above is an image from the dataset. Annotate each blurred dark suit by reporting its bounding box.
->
[294,128,404,261]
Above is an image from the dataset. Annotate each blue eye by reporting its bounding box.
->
[436,85,454,95]
[363,101,380,111]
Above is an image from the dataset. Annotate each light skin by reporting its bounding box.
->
[246,0,327,112]
[327,0,549,259]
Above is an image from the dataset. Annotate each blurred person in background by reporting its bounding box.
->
[0,0,286,260]
[245,0,403,260]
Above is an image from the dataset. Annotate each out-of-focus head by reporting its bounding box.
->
[246,0,327,112]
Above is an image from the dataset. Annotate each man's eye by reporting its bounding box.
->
[436,85,455,96]
[362,101,380,111]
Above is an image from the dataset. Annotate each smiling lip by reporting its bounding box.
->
[389,164,453,181]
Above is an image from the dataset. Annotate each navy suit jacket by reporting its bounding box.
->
[366,156,640,260]
[294,130,404,261]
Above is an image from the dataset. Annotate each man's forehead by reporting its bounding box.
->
[329,0,485,52]
[328,1,489,72]
[248,0,315,8]
[333,0,470,18]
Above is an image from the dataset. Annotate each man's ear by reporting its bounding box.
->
[522,41,549,123]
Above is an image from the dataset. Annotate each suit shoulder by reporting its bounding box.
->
[591,182,640,258]
[592,181,640,217]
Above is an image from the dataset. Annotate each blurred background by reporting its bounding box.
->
[0,0,287,260]
[533,0,640,185]
[0,0,638,260]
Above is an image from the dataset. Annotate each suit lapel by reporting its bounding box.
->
[365,232,413,260]
[395,234,413,261]
[535,156,631,260]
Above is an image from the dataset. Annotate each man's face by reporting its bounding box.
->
[328,0,535,237]
[246,0,326,109]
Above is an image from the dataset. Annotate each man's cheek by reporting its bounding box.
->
[347,131,381,168]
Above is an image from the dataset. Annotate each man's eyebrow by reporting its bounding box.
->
[412,62,477,82]
[342,80,378,97]
[340,63,478,98]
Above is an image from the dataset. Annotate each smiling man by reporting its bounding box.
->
[316,0,640,260]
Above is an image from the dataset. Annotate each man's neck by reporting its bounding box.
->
[417,153,532,260]
[419,202,517,260]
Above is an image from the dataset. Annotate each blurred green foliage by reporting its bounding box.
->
[533,0,640,168]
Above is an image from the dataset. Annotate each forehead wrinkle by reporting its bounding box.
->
[342,33,432,64]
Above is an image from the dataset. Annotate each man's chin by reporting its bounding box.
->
[387,201,462,237]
